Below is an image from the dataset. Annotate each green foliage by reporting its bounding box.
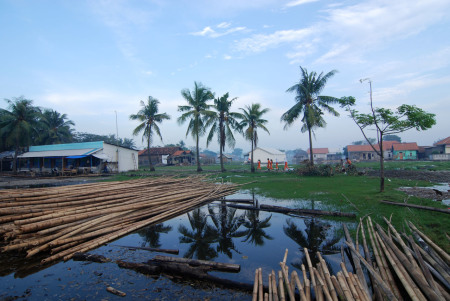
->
[297,162,335,177]
[130,96,170,171]
[178,81,214,172]
[73,132,136,149]
[282,66,340,165]
[239,103,270,172]
[383,134,401,142]
[36,109,75,145]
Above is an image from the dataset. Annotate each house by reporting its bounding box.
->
[167,150,194,165]
[17,141,138,173]
[307,148,329,162]
[138,147,181,166]
[0,151,15,171]
[430,136,450,160]
[392,142,419,160]
[347,141,400,161]
[246,147,287,164]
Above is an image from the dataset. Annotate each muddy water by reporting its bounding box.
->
[0,191,356,300]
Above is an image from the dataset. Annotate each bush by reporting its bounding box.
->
[297,162,335,177]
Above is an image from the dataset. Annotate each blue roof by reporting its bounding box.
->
[29,141,104,152]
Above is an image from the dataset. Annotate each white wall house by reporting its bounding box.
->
[246,147,287,163]
[18,141,138,173]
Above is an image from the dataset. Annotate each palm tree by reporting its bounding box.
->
[282,66,339,165]
[129,96,170,171]
[178,81,214,172]
[178,209,219,260]
[239,103,270,172]
[37,109,75,145]
[0,97,40,173]
[206,93,243,172]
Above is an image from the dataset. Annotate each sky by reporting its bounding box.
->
[1,0,449,153]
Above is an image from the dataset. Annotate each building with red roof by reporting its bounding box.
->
[306,148,329,162]
[392,142,419,160]
[138,147,181,166]
[347,141,401,161]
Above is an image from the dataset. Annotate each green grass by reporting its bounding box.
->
[112,161,450,251]
[356,160,450,171]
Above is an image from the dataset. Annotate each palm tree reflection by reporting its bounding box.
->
[208,203,246,258]
[178,208,219,260]
[137,223,173,248]
[283,218,340,274]
[242,210,273,246]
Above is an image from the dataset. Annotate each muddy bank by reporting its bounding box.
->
[365,169,450,183]
[0,175,107,189]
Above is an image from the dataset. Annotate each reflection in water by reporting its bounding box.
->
[241,210,273,246]
[178,208,219,260]
[137,223,173,248]
[283,218,340,274]
[208,203,246,259]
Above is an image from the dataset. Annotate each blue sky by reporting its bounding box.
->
[1,0,449,152]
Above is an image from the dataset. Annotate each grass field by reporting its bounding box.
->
[112,161,450,251]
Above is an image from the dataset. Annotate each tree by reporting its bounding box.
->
[205,93,243,172]
[383,134,401,142]
[340,80,436,192]
[178,81,214,172]
[0,97,40,173]
[129,96,170,171]
[239,103,270,172]
[37,109,75,145]
[282,66,340,165]
[73,132,136,149]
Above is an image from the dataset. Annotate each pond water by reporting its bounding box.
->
[0,191,357,300]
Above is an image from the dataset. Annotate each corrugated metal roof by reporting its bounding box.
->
[29,141,104,152]
[18,148,99,158]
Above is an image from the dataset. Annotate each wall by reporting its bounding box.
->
[393,150,417,160]
[250,149,286,163]
[103,143,138,172]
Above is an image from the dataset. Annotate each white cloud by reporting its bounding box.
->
[217,22,231,29]
[224,55,232,60]
[191,25,247,38]
[285,0,318,8]
[235,28,315,53]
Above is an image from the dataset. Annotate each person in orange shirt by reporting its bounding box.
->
[257,160,261,170]
[284,161,288,171]
[267,158,270,170]
[275,161,279,170]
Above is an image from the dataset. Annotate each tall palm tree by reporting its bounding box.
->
[206,93,243,172]
[0,97,40,173]
[239,103,270,172]
[178,81,214,172]
[282,66,339,165]
[37,109,75,145]
[129,96,170,171]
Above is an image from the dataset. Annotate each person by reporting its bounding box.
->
[346,157,352,166]
[267,158,270,170]
[340,159,345,173]
[284,161,288,171]
[257,160,261,170]
[275,160,279,170]
[270,159,273,170]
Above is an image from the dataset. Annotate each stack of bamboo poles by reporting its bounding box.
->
[0,176,238,265]
[252,217,449,300]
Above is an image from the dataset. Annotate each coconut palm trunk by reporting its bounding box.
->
[147,124,155,172]
[196,132,202,172]
[308,126,314,165]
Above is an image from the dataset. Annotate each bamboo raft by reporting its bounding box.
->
[0,176,238,265]
[252,218,450,301]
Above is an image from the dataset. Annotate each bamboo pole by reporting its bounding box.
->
[408,221,450,265]
[253,269,259,301]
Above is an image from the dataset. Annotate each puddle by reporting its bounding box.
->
[0,191,355,300]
